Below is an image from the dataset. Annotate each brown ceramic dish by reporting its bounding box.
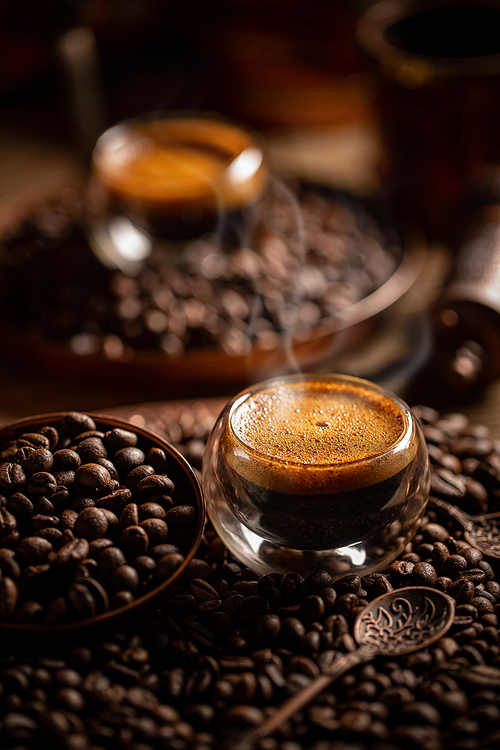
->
[0,412,206,632]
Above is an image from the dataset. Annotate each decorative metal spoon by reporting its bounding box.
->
[430,496,500,559]
[236,586,455,750]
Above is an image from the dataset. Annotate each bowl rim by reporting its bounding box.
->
[0,411,206,632]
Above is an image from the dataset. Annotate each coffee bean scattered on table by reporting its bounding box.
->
[1,403,500,749]
[0,412,199,626]
[0,181,400,360]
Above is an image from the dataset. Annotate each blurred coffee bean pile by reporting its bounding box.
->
[0,181,399,361]
[1,403,499,748]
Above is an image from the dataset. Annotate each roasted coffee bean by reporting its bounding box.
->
[107,564,139,592]
[166,504,196,528]
[17,536,53,563]
[146,447,169,473]
[114,447,146,473]
[52,449,81,470]
[156,552,185,582]
[74,463,111,490]
[26,472,57,496]
[119,503,139,529]
[16,447,53,474]
[120,525,149,558]
[73,507,108,540]
[441,555,469,580]
[103,428,138,452]
[0,576,18,619]
[56,538,90,568]
[138,501,166,521]
[412,562,438,586]
[139,518,169,546]
[96,488,132,513]
[74,437,107,464]
[137,474,175,497]
[0,462,26,491]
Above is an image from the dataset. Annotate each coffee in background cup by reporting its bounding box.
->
[90,112,268,242]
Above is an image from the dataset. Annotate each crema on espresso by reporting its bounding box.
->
[226,377,416,495]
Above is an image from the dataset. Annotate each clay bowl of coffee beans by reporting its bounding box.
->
[0,411,205,631]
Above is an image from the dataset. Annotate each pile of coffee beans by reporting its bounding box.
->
[0,412,200,626]
[0,182,399,360]
[1,403,500,748]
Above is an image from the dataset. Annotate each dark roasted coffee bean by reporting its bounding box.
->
[471,596,494,616]
[103,427,138,451]
[119,502,139,529]
[412,562,438,586]
[421,522,450,543]
[73,507,108,540]
[18,432,51,450]
[441,555,469,579]
[120,525,149,558]
[432,542,451,567]
[461,568,486,586]
[7,492,33,519]
[461,547,483,568]
[147,447,169,473]
[156,552,184,581]
[56,538,90,568]
[26,471,57,496]
[114,446,146,473]
[30,513,59,531]
[67,582,97,619]
[149,542,182,561]
[74,437,107,463]
[0,462,26,491]
[165,504,195,528]
[431,468,467,498]
[137,473,175,497]
[138,501,166,521]
[478,560,495,581]
[362,573,393,597]
[190,578,219,602]
[108,564,139,592]
[449,579,475,604]
[0,576,18,619]
[74,463,111,490]
[17,535,53,563]
[132,554,156,578]
[334,574,361,596]
[96,488,132,513]
[299,594,325,623]
[98,546,127,578]
[123,464,155,489]
[52,449,81,470]
[139,517,169,546]
[299,570,333,596]
[17,447,54,473]
[63,413,96,436]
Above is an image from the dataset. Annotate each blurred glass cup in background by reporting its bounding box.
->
[87,111,268,272]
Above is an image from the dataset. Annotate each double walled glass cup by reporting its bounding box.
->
[202,373,430,578]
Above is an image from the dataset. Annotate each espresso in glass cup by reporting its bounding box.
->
[90,111,268,245]
[202,373,430,577]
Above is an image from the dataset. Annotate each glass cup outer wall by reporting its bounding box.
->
[201,373,430,578]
